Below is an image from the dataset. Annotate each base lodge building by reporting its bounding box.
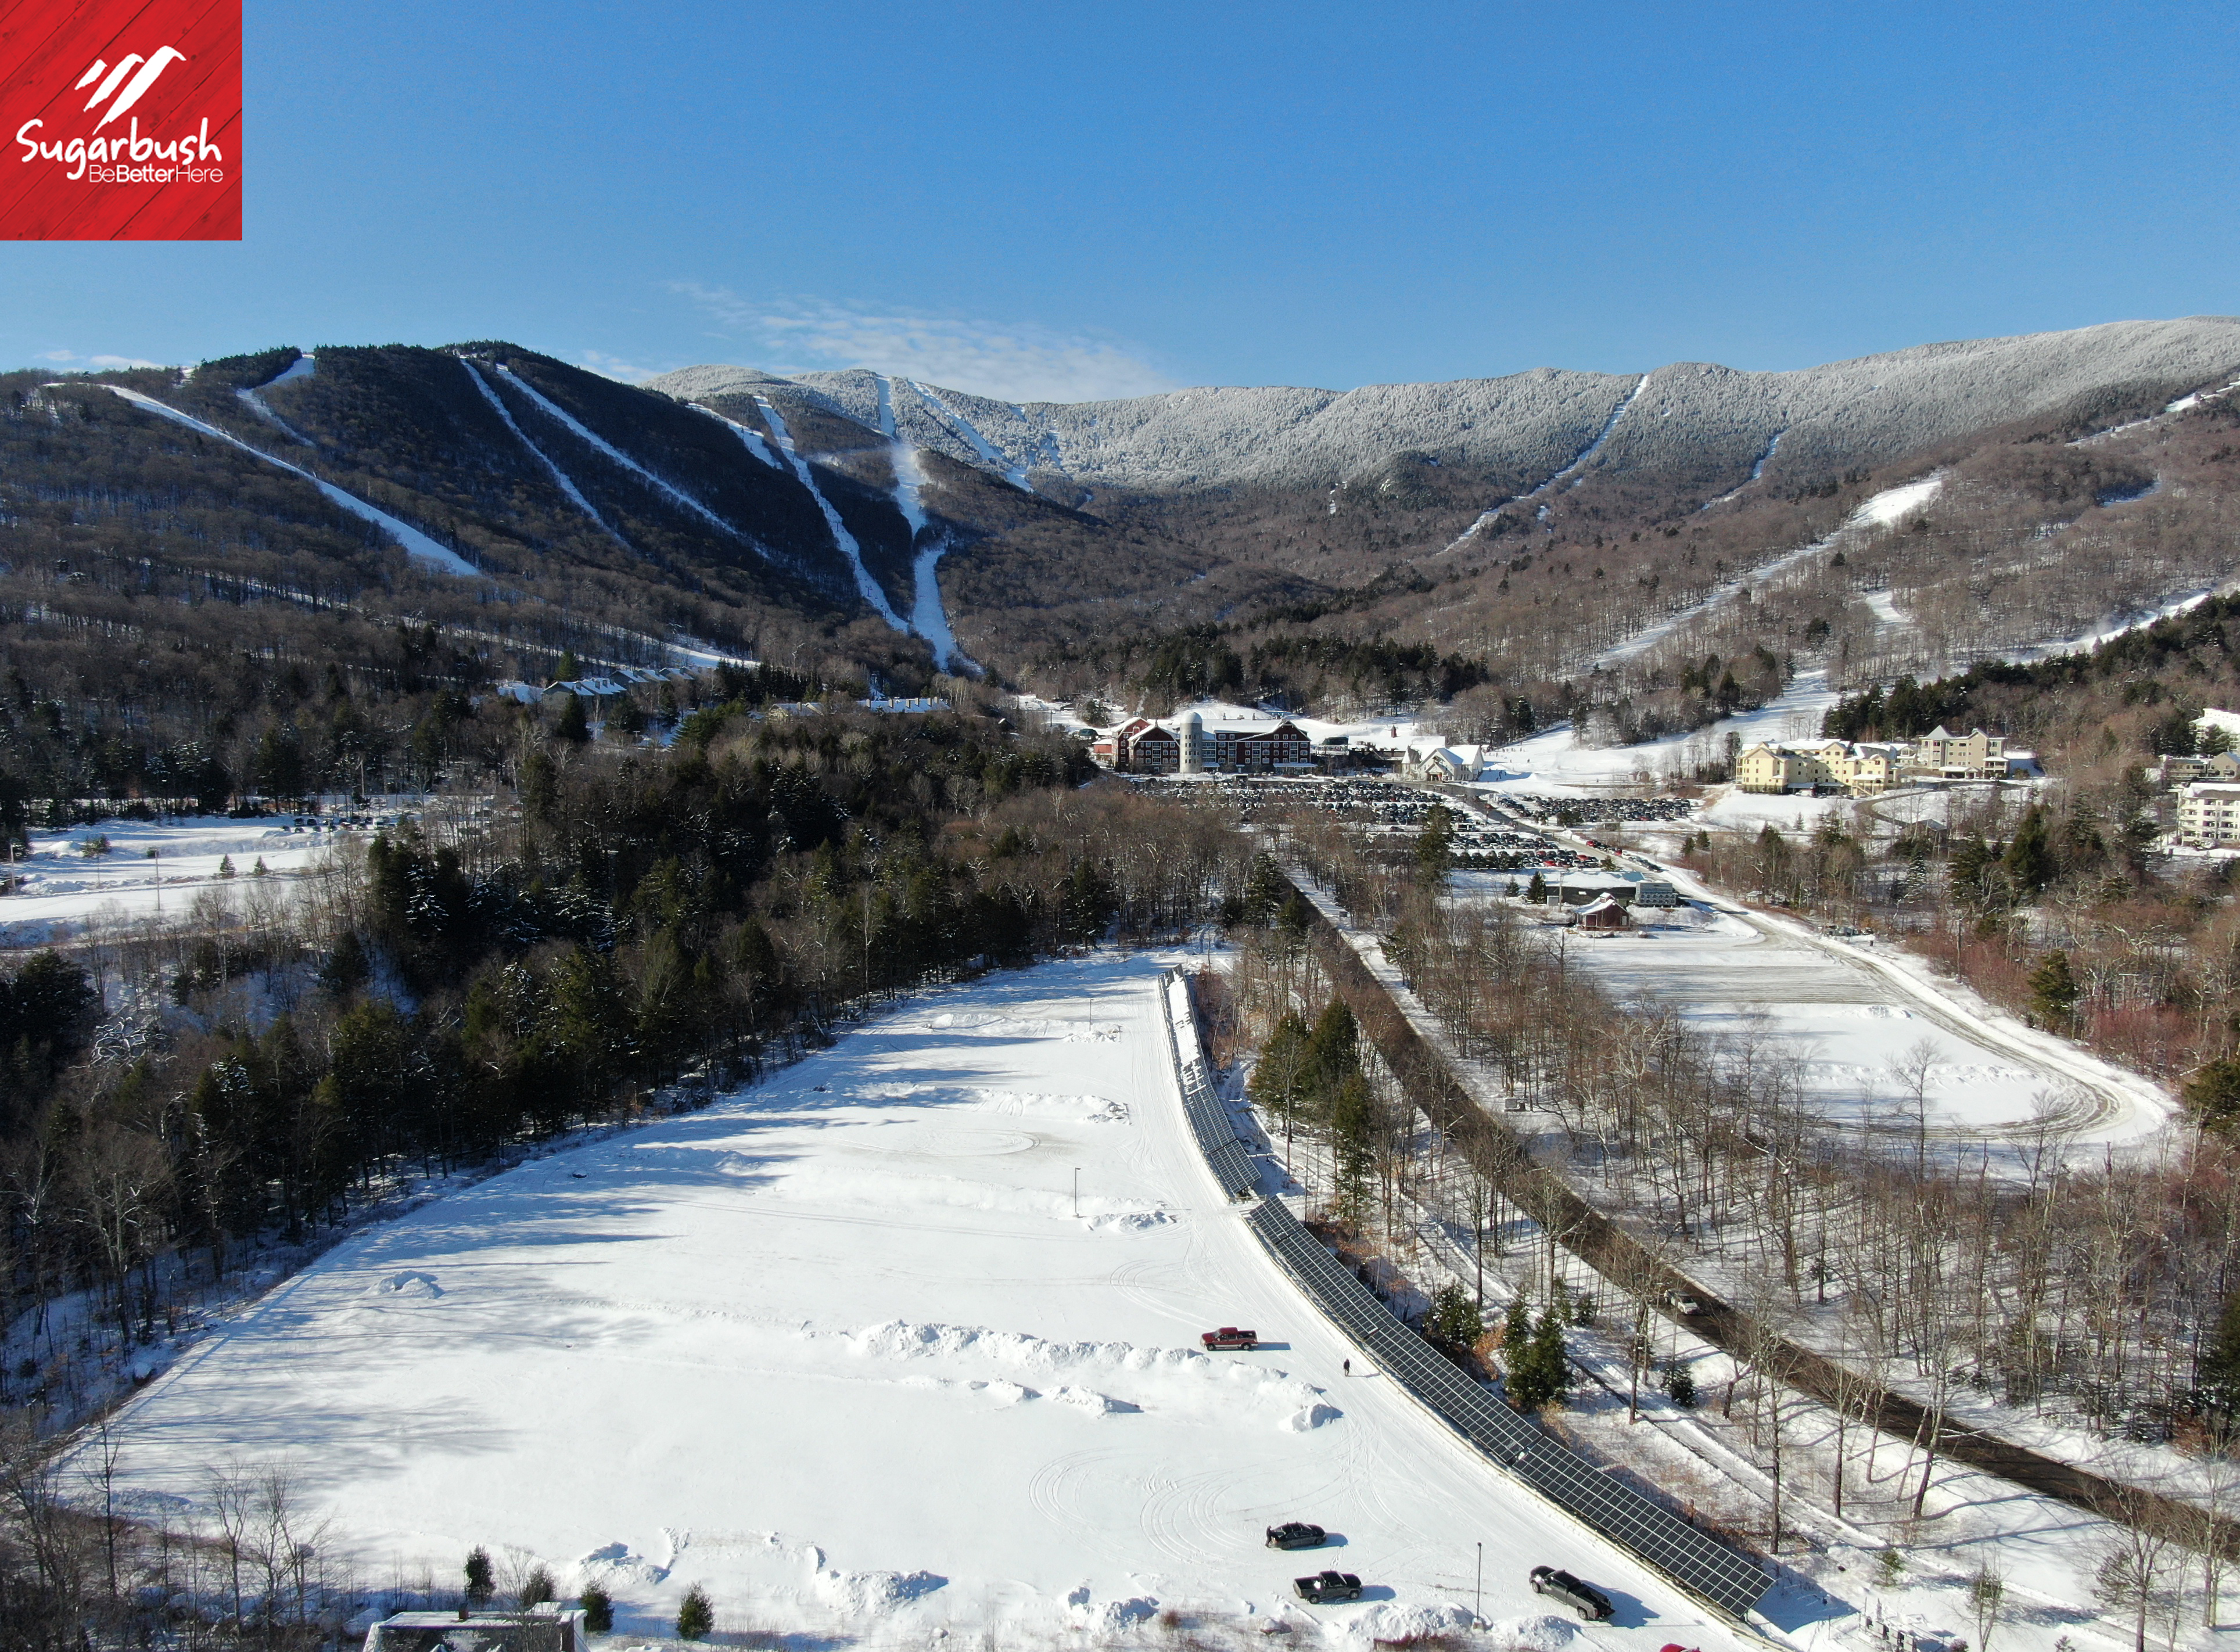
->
[1094,714,1317,774]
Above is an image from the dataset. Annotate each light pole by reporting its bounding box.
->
[1475,1542,1482,1623]
[1073,1168,1080,1219]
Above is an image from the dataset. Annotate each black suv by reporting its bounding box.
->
[1294,1570,1363,1604]
[1265,1522,1327,1550]
[1530,1566,1614,1621]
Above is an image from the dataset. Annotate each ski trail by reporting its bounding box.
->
[874,378,930,540]
[81,384,480,577]
[1593,473,1944,669]
[234,387,313,446]
[907,379,1032,492]
[2072,376,2240,446]
[877,376,981,674]
[1699,429,1783,509]
[1441,373,1650,550]
[461,360,633,552]
[489,363,743,540]
[262,353,316,387]
[232,351,320,446]
[753,393,909,633]
[690,403,781,469]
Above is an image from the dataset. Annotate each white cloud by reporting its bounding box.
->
[672,286,1179,404]
[35,349,161,369]
[576,349,668,384]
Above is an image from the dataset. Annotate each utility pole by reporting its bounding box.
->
[1073,1168,1080,1219]
[1475,1542,1482,1623]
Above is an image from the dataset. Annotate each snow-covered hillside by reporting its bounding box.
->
[651,317,2240,494]
[88,954,1736,1648]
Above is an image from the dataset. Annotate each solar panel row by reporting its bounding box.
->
[1243,1198,1771,1619]
[1162,972,1260,1200]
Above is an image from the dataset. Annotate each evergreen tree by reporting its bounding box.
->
[2197,1290,2240,1428]
[1241,852,1286,926]
[464,1546,494,1610]
[1304,999,1359,1108]
[2185,1052,2240,1138]
[579,1585,614,1633]
[1507,1305,1571,1411]
[2004,805,2056,898]
[518,1564,557,1610]
[1525,870,1548,903]
[1247,1012,1313,1140]
[1502,1292,1533,1358]
[1329,1072,1377,1217]
[1663,1360,1697,1408]
[676,1583,714,1640]
[1424,1282,1483,1357]
[2027,950,2081,1028]
[554,692,590,745]
[1948,836,1995,908]
[1413,805,1455,884]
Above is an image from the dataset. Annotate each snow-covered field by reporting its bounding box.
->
[92,953,1739,1648]
[1499,888,2167,1147]
[1,815,343,947]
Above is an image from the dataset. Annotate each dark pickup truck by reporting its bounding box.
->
[1530,1566,1614,1621]
[1201,1327,1259,1350]
[1294,1570,1363,1604]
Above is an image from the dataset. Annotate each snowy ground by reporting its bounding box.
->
[1467,673,1840,798]
[1474,883,2166,1148]
[89,953,1742,1649]
[1,815,346,947]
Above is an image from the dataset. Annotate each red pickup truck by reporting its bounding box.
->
[1201,1327,1259,1350]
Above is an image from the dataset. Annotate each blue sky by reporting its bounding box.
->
[6,1,2238,398]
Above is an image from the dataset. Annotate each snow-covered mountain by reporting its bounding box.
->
[651,316,2240,497]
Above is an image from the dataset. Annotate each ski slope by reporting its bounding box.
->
[753,393,910,633]
[89,954,1740,1649]
[462,360,631,551]
[82,386,482,578]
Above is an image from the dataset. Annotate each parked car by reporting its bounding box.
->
[1293,1570,1362,1604]
[1201,1327,1259,1350]
[1530,1566,1614,1621]
[1665,1291,1705,1316]
[1265,1522,1327,1550]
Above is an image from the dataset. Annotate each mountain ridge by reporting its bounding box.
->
[649,315,2240,501]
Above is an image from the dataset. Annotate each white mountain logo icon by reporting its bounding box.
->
[72,47,185,130]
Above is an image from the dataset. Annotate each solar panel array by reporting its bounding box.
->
[1244,1198,1771,1619]
[1161,972,1260,1200]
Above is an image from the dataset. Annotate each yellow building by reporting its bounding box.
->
[1736,738,1903,796]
